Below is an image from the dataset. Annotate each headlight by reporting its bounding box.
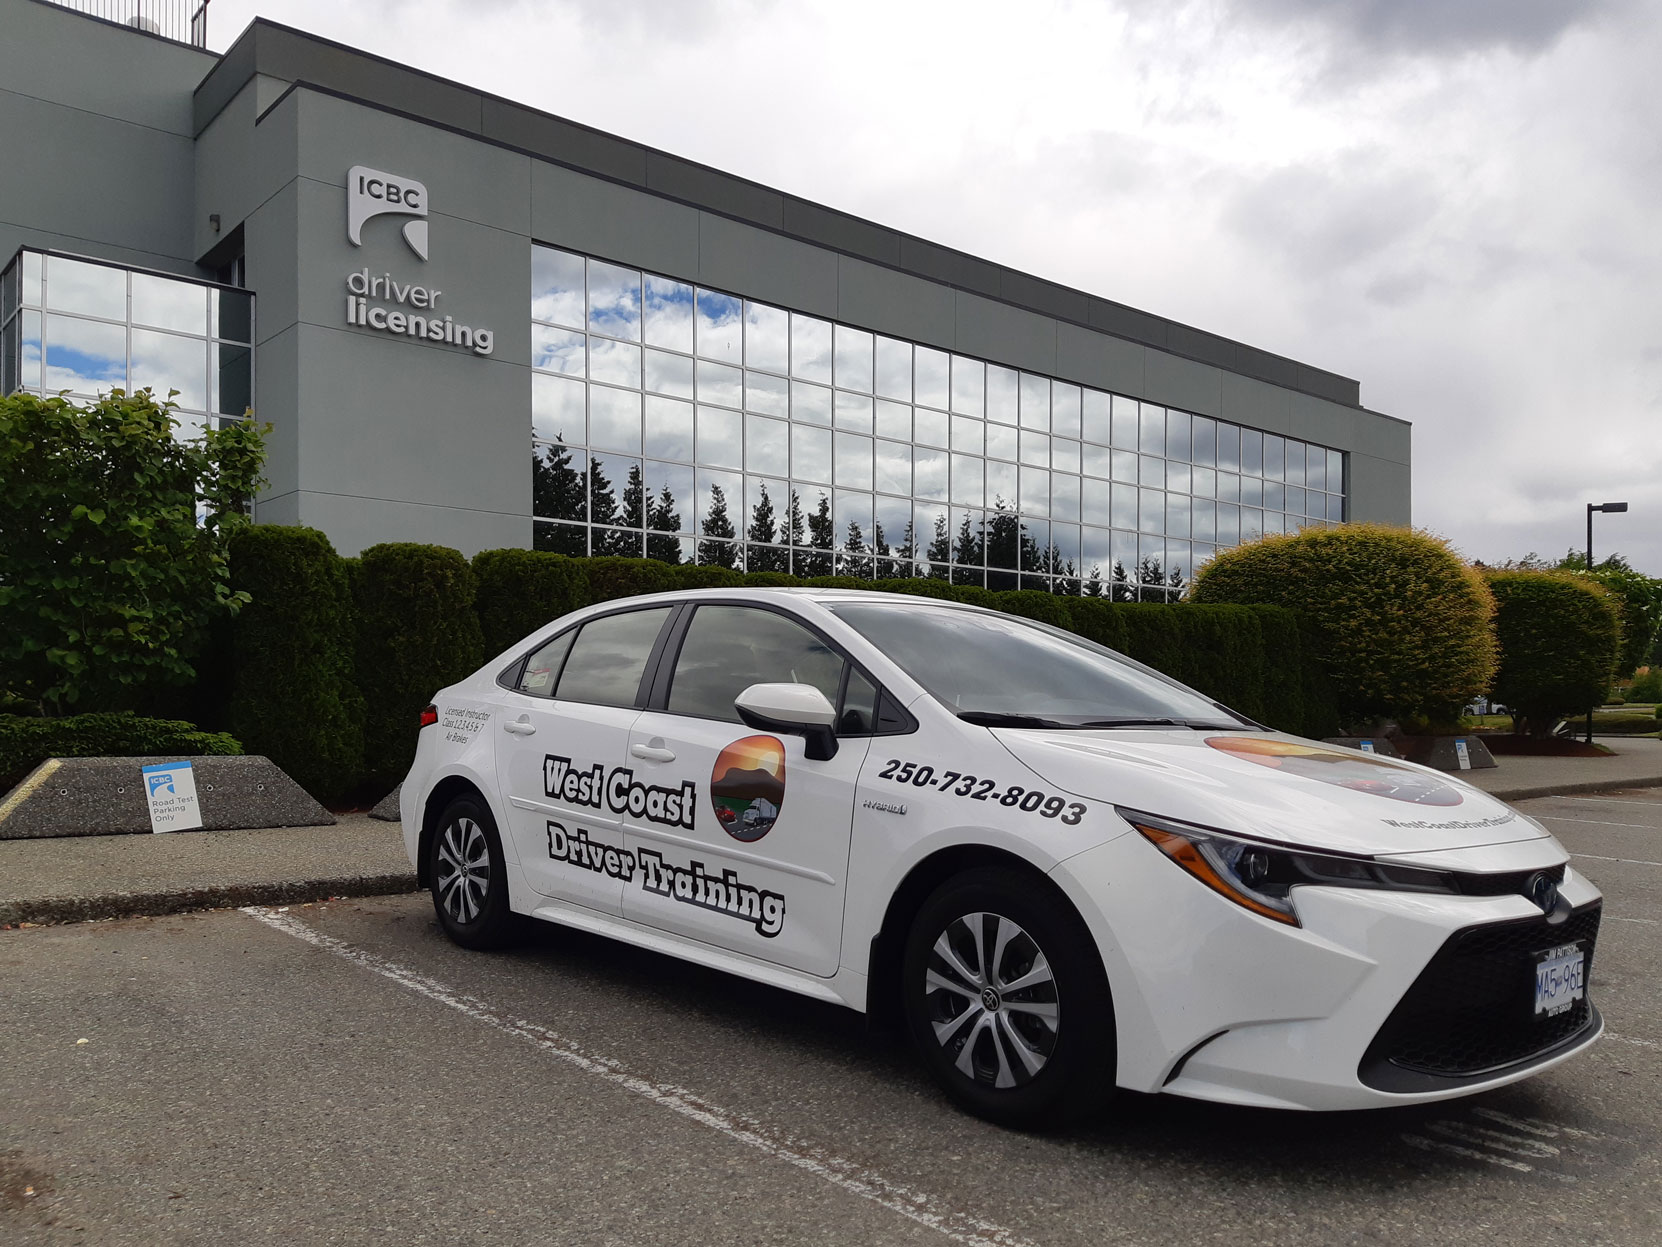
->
[1119,808,1457,928]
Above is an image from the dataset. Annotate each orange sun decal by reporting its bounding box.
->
[710,735,787,841]
[1205,736,1463,806]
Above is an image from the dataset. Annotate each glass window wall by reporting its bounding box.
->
[1,249,254,442]
[529,245,1347,597]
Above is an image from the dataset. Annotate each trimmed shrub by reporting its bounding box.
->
[1117,604,1186,683]
[1191,525,1496,725]
[227,525,363,802]
[1,712,241,794]
[354,544,485,789]
[1170,605,1265,722]
[743,571,802,588]
[583,556,677,604]
[990,590,1071,630]
[802,576,874,591]
[472,549,590,657]
[1486,571,1623,736]
[1586,711,1660,735]
[671,565,746,591]
[873,578,960,601]
[1586,568,1662,679]
[1062,598,1130,655]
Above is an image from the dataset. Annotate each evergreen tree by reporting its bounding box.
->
[745,483,787,572]
[619,464,646,529]
[799,494,834,576]
[841,522,873,578]
[1110,559,1135,602]
[587,456,619,528]
[926,513,952,579]
[698,483,738,567]
[646,484,683,564]
[747,483,777,545]
[1084,566,1104,597]
[985,506,1019,572]
[954,513,984,569]
[532,440,585,522]
[786,490,806,547]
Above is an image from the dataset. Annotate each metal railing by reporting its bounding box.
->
[40,0,211,48]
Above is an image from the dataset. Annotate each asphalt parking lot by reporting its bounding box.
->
[2,792,1659,1246]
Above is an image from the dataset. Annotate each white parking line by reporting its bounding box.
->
[1610,916,1659,924]
[1400,1133,1573,1181]
[1552,796,1662,808]
[1571,853,1662,867]
[1536,815,1654,830]
[240,906,1035,1247]
[1606,1033,1661,1051]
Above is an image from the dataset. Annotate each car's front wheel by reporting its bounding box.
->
[902,868,1115,1129]
[428,795,516,950]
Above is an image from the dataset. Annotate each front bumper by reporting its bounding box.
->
[1050,833,1603,1110]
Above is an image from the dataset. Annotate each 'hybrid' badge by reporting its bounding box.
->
[347,165,429,260]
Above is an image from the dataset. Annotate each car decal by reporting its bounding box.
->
[711,735,786,842]
[874,758,1086,825]
[546,820,786,937]
[1204,737,1464,807]
[543,755,698,829]
[439,705,490,746]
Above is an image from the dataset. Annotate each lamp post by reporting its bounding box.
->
[1584,501,1629,743]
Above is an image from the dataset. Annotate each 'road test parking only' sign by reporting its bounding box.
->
[142,761,203,833]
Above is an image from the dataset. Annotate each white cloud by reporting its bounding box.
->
[205,0,1662,572]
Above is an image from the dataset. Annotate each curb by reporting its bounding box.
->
[0,872,418,927]
[1480,776,1662,803]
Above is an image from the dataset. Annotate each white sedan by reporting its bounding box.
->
[403,588,1602,1127]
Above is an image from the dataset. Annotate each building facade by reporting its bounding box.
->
[1,0,1411,597]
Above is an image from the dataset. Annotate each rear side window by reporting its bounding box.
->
[554,607,673,708]
[515,630,576,697]
[668,605,844,723]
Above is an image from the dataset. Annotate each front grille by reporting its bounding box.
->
[1452,862,1566,898]
[1358,902,1601,1093]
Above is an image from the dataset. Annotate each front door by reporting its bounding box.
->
[618,604,871,977]
[493,605,675,915]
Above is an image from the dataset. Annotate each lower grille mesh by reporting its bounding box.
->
[1359,904,1601,1090]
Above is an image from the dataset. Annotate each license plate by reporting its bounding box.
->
[1533,942,1586,1018]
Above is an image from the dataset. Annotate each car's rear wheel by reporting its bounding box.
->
[902,868,1115,1129]
[429,795,516,950]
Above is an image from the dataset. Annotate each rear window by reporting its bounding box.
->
[554,607,673,709]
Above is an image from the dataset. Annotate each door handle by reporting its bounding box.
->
[630,743,676,763]
[503,717,536,736]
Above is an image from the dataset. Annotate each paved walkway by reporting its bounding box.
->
[1463,735,1662,801]
[2,738,1659,926]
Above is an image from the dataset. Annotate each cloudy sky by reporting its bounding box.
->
[210,0,1662,573]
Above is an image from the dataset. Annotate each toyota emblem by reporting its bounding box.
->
[1527,872,1559,913]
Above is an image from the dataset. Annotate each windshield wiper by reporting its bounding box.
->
[956,711,1070,729]
[1075,717,1246,730]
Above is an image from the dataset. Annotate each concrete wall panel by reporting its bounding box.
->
[531,162,700,283]
[1345,454,1412,526]
[952,291,1057,377]
[836,256,955,350]
[1143,350,1224,419]
[697,213,838,319]
[296,490,530,559]
[1055,322,1146,397]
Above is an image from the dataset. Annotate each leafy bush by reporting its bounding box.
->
[1486,571,1623,736]
[1625,669,1662,703]
[472,549,590,657]
[742,571,802,588]
[1585,568,1662,679]
[0,712,242,794]
[1191,525,1496,725]
[354,544,484,789]
[990,590,1071,630]
[583,556,677,603]
[1062,597,1130,655]
[227,525,363,801]
[0,390,267,713]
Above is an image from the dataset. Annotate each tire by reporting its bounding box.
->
[901,867,1115,1129]
[428,795,516,950]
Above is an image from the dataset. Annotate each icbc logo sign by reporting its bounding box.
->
[347,164,429,261]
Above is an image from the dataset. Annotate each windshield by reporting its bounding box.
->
[830,602,1251,729]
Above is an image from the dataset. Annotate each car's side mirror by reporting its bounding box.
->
[734,682,839,760]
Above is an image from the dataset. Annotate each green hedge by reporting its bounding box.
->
[355,544,485,790]
[472,549,591,657]
[227,525,363,802]
[1,712,242,794]
[1486,571,1622,736]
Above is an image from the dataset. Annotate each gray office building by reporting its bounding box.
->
[2,0,1411,597]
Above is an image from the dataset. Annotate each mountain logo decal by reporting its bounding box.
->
[711,735,786,842]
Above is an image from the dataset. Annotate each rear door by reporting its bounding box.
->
[493,604,677,915]
[619,603,877,977]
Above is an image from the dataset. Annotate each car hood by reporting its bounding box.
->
[993,728,1551,857]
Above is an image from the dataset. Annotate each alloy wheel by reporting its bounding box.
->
[923,911,1060,1089]
[436,816,491,924]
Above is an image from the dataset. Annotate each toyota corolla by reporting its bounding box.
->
[402,588,1601,1127]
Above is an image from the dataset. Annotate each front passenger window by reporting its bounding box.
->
[668,606,843,723]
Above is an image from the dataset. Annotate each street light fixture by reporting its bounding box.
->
[1584,501,1630,743]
